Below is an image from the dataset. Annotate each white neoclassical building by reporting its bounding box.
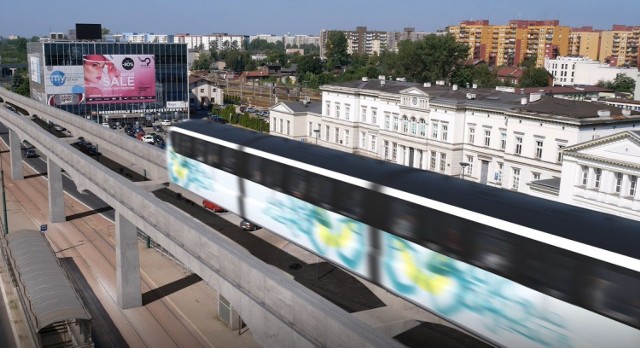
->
[559,131,640,220]
[269,77,640,197]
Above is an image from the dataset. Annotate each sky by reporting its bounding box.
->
[1,0,639,38]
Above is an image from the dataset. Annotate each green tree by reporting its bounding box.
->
[295,54,324,76]
[519,67,551,88]
[395,34,469,83]
[11,69,30,96]
[597,73,636,94]
[325,31,349,68]
[191,51,212,71]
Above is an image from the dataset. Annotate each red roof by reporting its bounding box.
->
[497,67,524,78]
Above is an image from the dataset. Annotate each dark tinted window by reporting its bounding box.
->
[263,160,283,192]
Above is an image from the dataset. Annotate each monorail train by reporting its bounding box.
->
[167,120,640,348]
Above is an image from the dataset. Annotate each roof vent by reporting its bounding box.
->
[378,75,386,80]
[424,82,431,87]
[452,84,459,91]
[521,97,528,105]
[362,76,368,82]
[380,80,385,86]
[472,83,478,89]
[436,80,446,86]
[529,93,542,103]
[466,93,476,100]
[396,77,406,82]
[622,109,631,116]
[597,109,611,117]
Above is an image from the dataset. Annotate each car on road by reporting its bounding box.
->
[141,134,155,143]
[202,199,227,212]
[161,119,172,126]
[240,219,261,231]
[24,148,38,158]
[208,115,228,124]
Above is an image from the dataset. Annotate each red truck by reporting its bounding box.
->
[202,199,227,212]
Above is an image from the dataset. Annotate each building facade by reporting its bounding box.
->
[27,41,189,119]
[568,26,601,61]
[269,78,640,196]
[174,33,248,51]
[599,25,640,67]
[320,27,388,58]
[447,20,570,67]
[544,56,640,86]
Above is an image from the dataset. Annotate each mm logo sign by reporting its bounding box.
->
[121,57,135,70]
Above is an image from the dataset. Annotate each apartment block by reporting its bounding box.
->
[599,25,640,67]
[448,20,570,67]
[568,26,601,61]
[320,27,388,58]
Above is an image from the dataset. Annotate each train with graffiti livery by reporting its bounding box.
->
[167,120,640,348]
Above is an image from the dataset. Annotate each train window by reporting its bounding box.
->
[589,266,640,327]
[307,174,332,209]
[246,156,263,184]
[221,147,236,172]
[193,138,207,163]
[473,227,511,275]
[523,245,576,301]
[426,214,465,257]
[334,182,363,220]
[174,133,193,158]
[205,142,221,167]
[389,201,420,240]
[288,168,307,200]
[263,161,283,192]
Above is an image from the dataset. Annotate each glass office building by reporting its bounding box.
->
[27,41,188,121]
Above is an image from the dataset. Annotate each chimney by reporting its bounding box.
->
[521,97,528,105]
[380,80,385,86]
[452,84,458,91]
[362,76,368,82]
[597,109,611,117]
[424,82,431,87]
[622,109,631,116]
[472,83,478,89]
[378,75,386,81]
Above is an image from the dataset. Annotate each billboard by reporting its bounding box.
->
[29,55,41,83]
[44,65,85,106]
[76,23,102,40]
[83,54,156,104]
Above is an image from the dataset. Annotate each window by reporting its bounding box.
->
[468,127,475,144]
[557,144,565,162]
[279,119,283,133]
[419,119,426,137]
[431,122,438,139]
[500,132,507,150]
[335,127,340,143]
[615,172,623,193]
[360,131,366,148]
[325,125,330,141]
[410,117,417,135]
[370,135,377,151]
[629,175,637,196]
[594,168,602,189]
[361,107,367,122]
[515,136,522,155]
[512,168,520,190]
[335,103,341,119]
[392,142,398,160]
[384,113,390,129]
[581,166,589,186]
[466,155,473,175]
[532,172,541,181]
[383,140,389,159]
[200,88,204,93]
[484,129,491,147]
[430,151,437,170]
[344,129,350,146]
[439,153,447,172]
[535,140,543,159]
[286,120,290,135]
[308,122,313,136]
[372,108,378,124]
[345,104,350,121]
[441,124,448,141]
[402,116,409,133]
[496,163,503,184]
[393,115,399,131]
[325,101,330,116]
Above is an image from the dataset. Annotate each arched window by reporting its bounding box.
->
[410,117,417,135]
[402,116,409,133]
[419,119,426,137]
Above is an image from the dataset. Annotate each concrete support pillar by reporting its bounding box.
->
[8,129,23,180]
[47,157,66,222]
[116,212,142,309]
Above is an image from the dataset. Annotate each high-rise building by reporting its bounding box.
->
[568,26,601,61]
[599,25,640,67]
[320,27,388,58]
[447,20,570,67]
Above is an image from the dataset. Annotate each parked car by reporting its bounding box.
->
[246,107,257,113]
[240,219,261,231]
[161,119,172,126]
[24,148,38,158]
[101,122,110,127]
[203,199,227,212]
[209,115,228,124]
[142,134,155,143]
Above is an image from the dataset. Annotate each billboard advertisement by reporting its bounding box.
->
[44,65,85,106]
[83,54,156,104]
[29,55,41,83]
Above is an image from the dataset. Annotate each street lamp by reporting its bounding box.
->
[459,162,470,180]
[313,128,320,145]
